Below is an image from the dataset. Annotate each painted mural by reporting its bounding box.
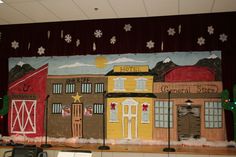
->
[8,51,224,141]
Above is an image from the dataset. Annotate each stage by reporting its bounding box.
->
[1,143,236,157]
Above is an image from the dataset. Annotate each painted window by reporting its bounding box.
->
[113,77,126,91]
[110,102,118,122]
[205,101,222,128]
[95,83,104,93]
[52,103,62,114]
[93,103,103,114]
[154,101,173,128]
[52,83,62,94]
[141,103,150,123]
[135,78,147,91]
[81,83,92,93]
[65,83,75,93]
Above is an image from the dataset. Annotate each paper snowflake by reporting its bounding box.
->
[11,40,19,49]
[197,37,205,46]
[110,36,116,44]
[167,28,176,36]
[219,33,228,42]
[124,24,132,32]
[146,40,155,49]
[37,46,45,55]
[207,26,214,35]
[76,39,80,47]
[94,30,103,38]
[65,34,72,43]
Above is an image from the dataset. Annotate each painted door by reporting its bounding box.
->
[177,105,200,140]
[122,98,138,139]
[72,103,82,137]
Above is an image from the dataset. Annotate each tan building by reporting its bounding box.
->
[153,81,225,141]
[46,75,107,139]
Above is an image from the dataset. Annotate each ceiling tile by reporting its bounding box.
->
[213,0,236,12]
[144,0,178,16]
[0,3,32,24]
[3,0,38,3]
[179,0,214,15]
[73,0,117,19]
[9,1,60,23]
[40,0,87,21]
[109,0,147,18]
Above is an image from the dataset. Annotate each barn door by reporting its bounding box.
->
[72,103,82,137]
[177,105,200,140]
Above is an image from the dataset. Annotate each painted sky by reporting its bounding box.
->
[9,51,221,75]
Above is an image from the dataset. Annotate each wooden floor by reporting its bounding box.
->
[1,143,236,156]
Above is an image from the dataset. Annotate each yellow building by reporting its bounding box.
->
[106,65,156,140]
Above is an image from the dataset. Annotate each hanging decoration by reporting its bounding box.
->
[60,30,64,39]
[124,24,132,32]
[94,29,103,38]
[11,40,19,49]
[207,26,214,35]
[146,40,155,49]
[178,24,182,34]
[93,42,96,51]
[219,33,228,42]
[65,34,72,43]
[28,42,31,50]
[47,30,51,39]
[197,37,205,46]
[167,28,176,36]
[37,46,45,55]
[76,39,80,47]
[110,36,116,44]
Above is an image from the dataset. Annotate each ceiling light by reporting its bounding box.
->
[0,0,4,4]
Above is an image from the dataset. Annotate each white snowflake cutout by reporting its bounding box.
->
[197,37,205,46]
[146,40,155,49]
[219,33,228,42]
[94,30,103,38]
[76,39,80,47]
[110,36,116,44]
[11,40,19,49]
[38,46,45,55]
[124,24,132,32]
[207,26,214,35]
[65,34,72,43]
[167,28,176,36]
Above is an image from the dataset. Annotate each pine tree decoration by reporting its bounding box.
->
[0,95,8,116]
[221,84,236,142]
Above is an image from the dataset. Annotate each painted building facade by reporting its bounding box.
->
[106,65,156,140]
[47,75,107,138]
[153,66,225,141]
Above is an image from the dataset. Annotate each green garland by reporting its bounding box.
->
[221,84,236,142]
[0,95,8,116]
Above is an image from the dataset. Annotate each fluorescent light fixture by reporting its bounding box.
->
[0,0,4,4]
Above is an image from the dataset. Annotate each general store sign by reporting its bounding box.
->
[154,81,222,94]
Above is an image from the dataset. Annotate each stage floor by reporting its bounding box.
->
[1,143,236,157]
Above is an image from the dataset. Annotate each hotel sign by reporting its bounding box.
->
[154,81,222,94]
[114,65,149,72]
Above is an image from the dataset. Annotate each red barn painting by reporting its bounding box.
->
[165,66,215,82]
[8,64,48,137]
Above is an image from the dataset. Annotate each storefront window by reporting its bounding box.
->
[205,101,222,128]
[154,101,173,128]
